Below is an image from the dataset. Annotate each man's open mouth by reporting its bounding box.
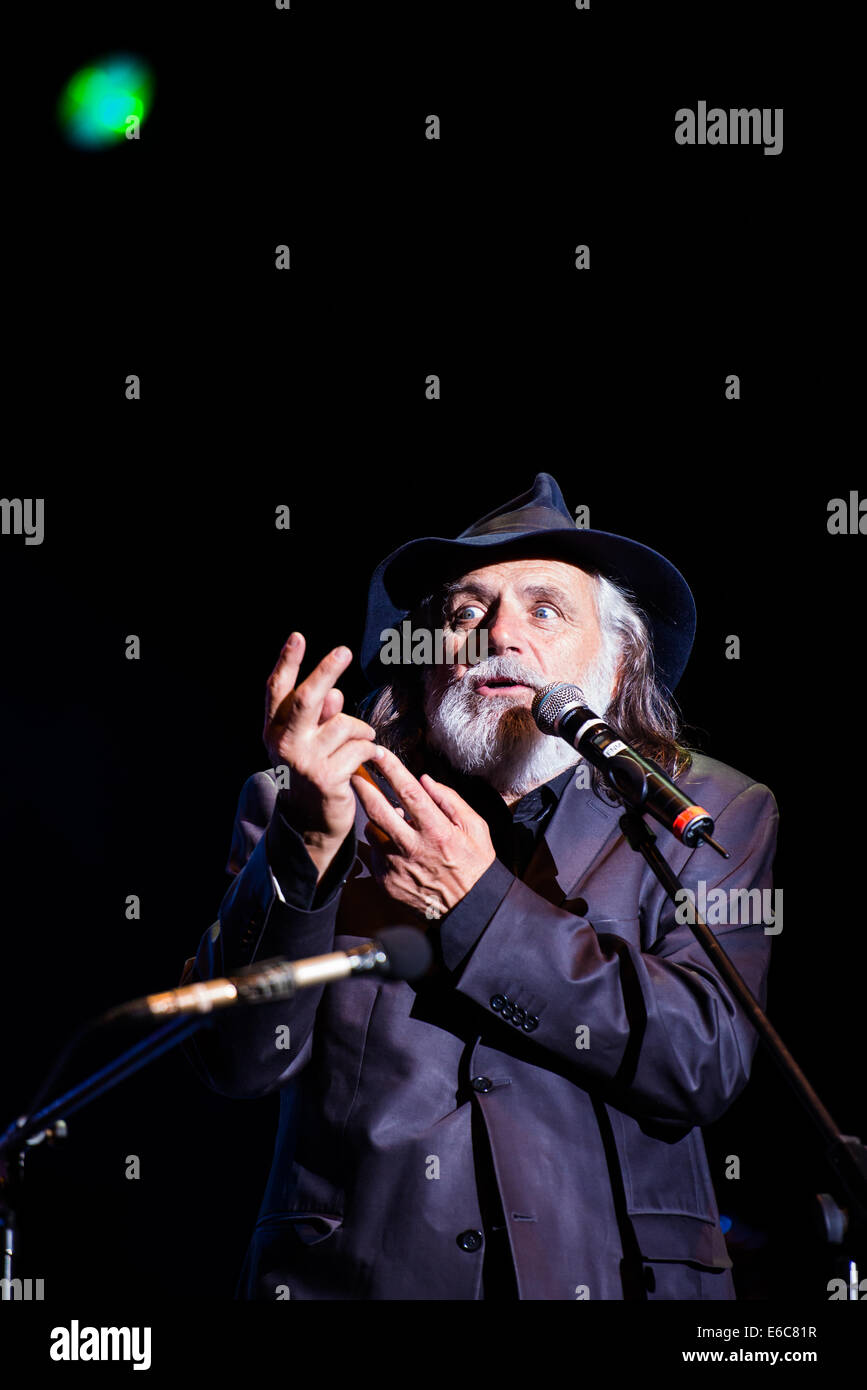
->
[473,676,535,694]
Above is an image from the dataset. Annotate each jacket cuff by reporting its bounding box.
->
[265,794,356,911]
[438,858,516,972]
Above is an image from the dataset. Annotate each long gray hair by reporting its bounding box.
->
[357,569,694,797]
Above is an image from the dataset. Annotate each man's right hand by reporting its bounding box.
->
[263,632,382,883]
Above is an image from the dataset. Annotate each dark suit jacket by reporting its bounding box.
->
[183,752,778,1300]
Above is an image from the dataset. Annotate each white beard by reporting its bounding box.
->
[422,647,620,799]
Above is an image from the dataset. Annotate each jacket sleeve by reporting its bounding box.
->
[180,771,355,1100]
[437,779,779,1127]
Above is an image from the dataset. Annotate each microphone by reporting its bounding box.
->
[532,683,729,858]
[104,927,433,1023]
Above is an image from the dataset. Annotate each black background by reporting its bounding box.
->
[3,0,862,1322]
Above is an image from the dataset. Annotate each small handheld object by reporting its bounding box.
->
[355,757,410,843]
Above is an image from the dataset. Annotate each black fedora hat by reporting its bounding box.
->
[360,473,696,693]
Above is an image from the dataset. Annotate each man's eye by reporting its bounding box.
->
[452,605,484,623]
[533,605,558,619]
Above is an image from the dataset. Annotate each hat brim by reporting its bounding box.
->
[360,526,696,694]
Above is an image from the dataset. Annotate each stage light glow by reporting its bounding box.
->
[58,55,154,148]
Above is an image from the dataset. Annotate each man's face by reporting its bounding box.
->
[422,558,621,799]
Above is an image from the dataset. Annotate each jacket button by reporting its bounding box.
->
[522,1015,539,1032]
[471,1076,493,1093]
[511,1006,527,1024]
[457,1230,483,1252]
[500,1005,515,1022]
[490,994,506,1012]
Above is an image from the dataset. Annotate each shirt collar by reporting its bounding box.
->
[510,764,575,822]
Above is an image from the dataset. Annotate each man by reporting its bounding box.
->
[182,473,778,1300]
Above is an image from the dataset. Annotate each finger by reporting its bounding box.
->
[354,763,412,824]
[264,631,306,721]
[327,738,385,783]
[352,781,415,856]
[319,686,344,723]
[350,772,417,855]
[284,646,354,733]
[315,712,378,759]
[419,772,470,826]
[369,746,447,835]
[364,818,393,848]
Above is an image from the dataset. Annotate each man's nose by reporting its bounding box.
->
[484,602,525,654]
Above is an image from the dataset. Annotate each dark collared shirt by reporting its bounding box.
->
[486,765,575,877]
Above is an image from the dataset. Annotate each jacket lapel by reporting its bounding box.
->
[522,770,624,906]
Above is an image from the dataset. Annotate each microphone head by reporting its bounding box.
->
[532,682,587,736]
[373,927,434,983]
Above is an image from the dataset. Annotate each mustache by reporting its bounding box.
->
[457,656,545,692]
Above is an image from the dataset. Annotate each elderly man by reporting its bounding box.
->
[182,473,778,1300]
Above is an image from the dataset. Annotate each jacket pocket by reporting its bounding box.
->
[254,1211,343,1247]
[238,1210,354,1300]
[628,1211,732,1270]
[606,1107,731,1270]
[608,1106,718,1221]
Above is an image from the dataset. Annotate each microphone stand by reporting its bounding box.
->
[605,765,867,1290]
[0,1014,206,1290]
[0,929,429,1291]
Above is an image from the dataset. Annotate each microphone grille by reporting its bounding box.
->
[532,682,586,736]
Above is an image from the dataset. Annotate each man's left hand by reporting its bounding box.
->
[349,747,496,921]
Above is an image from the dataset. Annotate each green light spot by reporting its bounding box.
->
[58,54,154,148]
